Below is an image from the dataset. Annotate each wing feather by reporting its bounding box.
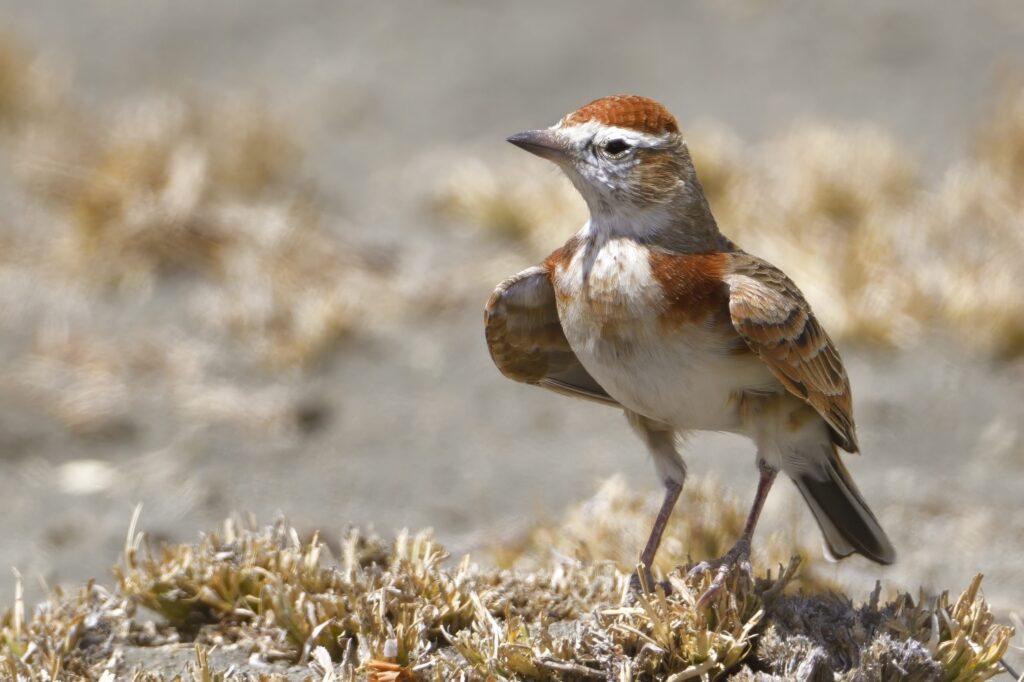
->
[727,254,859,452]
[484,265,618,406]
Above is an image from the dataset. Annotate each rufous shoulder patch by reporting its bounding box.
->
[543,235,582,298]
[562,95,679,136]
[647,251,729,324]
[543,235,581,274]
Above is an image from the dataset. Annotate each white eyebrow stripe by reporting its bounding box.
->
[554,120,674,147]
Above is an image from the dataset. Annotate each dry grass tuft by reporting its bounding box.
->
[0,482,1011,679]
[434,84,1024,360]
[0,34,397,442]
[1,41,395,371]
[440,559,776,680]
[0,578,135,680]
[0,33,65,130]
[111,510,785,679]
[916,80,1024,360]
[114,517,624,675]
[8,326,328,438]
[7,93,391,369]
[14,95,301,287]
[974,77,1024,192]
[13,331,138,438]
[432,157,586,255]
[883,574,1014,681]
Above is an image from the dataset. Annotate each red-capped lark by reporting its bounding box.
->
[485,95,895,598]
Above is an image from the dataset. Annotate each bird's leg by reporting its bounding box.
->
[689,460,777,606]
[629,479,682,594]
[624,412,685,595]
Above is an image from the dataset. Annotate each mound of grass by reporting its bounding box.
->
[0,480,1013,680]
[433,158,586,256]
[1,33,395,373]
[12,92,391,369]
[1,32,399,440]
[0,33,65,130]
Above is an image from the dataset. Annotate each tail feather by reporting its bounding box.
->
[792,449,896,565]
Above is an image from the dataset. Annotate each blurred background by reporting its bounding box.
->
[0,0,1021,638]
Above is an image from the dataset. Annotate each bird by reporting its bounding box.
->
[484,95,895,596]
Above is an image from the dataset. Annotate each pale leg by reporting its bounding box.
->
[630,479,683,592]
[625,411,686,594]
[690,459,777,605]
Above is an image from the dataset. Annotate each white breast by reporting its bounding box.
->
[553,235,774,433]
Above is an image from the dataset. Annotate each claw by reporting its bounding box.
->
[686,560,715,581]
[695,562,733,608]
[690,543,752,607]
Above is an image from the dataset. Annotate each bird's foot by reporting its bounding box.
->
[687,540,752,608]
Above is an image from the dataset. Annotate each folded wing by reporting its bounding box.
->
[484,265,618,406]
[727,254,859,452]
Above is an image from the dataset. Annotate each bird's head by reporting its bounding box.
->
[507,95,699,223]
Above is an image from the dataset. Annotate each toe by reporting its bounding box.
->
[687,560,715,579]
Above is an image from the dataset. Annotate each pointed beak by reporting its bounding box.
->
[506,129,569,163]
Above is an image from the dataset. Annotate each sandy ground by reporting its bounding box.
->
[0,0,1023,662]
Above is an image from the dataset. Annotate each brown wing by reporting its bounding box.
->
[726,254,859,452]
[484,265,617,406]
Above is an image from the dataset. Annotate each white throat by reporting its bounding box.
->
[581,203,677,244]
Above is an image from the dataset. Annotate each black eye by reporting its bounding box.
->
[602,139,631,156]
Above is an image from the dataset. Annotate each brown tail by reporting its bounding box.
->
[791,447,896,564]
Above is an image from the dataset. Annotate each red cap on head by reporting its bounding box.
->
[562,95,679,136]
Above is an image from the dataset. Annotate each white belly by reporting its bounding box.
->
[554,236,775,433]
[567,312,761,431]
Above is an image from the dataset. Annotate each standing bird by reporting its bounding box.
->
[484,95,895,594]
